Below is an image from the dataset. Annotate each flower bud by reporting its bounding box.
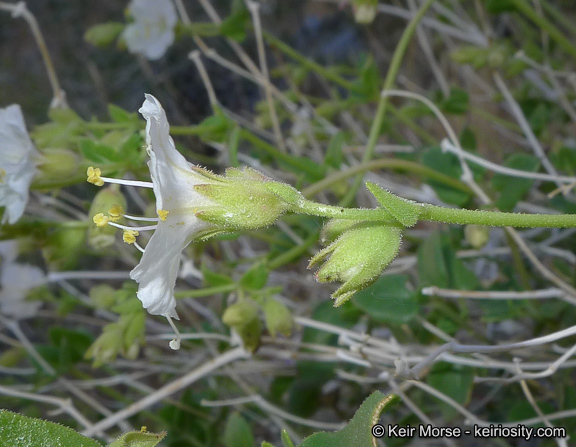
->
[464,224,489,248]
[309,222,402,306]
[262,298,293,338]
[352,0,378,24]
[36,148,79,182]
[222,299,260,327]
[87,187,127,250]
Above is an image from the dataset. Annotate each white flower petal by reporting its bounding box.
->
[0,263,45,319]
[0,104,39,224]
[129,219,206,318]
[139,94,214,213]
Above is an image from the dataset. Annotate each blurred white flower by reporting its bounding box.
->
[0,240,45,319]
[0,104,40,224]
[123,0,178,60]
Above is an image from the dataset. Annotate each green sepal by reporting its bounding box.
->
[195,182,287,229]
[365,182,422,227]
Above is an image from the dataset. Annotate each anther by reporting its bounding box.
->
[108,204,124,222]
[93,213,110,227]
[122,229,139,244]
[158,209,169,221]
[87,166,104,186]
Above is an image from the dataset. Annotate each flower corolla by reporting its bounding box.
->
[0,104,40,224]
[123,0,178,60]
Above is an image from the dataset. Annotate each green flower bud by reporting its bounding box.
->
[234,316,262,353]
[321,218,365,245]
[262,298,293,338]
[464,224,490,248]
[36,148,79,182]
[84,22,124,47]
[222,298,262,352]
[87,186,127,250]
[309,222,402,306]
[222,299,260,327]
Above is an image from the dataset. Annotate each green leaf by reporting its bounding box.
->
[196,112,233,142]
[0,410,101,447]
[240,263,269,290]
[324,131,345,169]
[421,147,471,206]
[486,0,516,13]
[491,153,539,211]
[365,182,421,227]
[353,275,417,324]
[351,56,381,102]
[220,1,250,41]
[298,392,400,447]
[108,104,138,124]
[438,87,469,115]
[418,232,479,290]
[80,139,121,163]
[223,412,254,447]
[48,327,93,372]
[281,429,296,447]
[84,22,124,47]
[427,363,474,421]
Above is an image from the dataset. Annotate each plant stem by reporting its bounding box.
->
[295,197,576,229]
[342,0,436,206]
[302,158,472,198]
[419,203,576,228]
[262,31,355,91]
[175,283,237,299]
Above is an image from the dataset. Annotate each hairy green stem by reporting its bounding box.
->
[295,197,576,229]
[419,204,576,228]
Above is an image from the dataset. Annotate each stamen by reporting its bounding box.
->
[134,241,145,253]
[165,316,181,350]
[99,176,154,189]
[158,209,169,221]
[93,213,110,227]
[87,166,104,186]
[122,229,140,244]
[108,204,124,222]
[108,222,158,232]
[123,214,160,222]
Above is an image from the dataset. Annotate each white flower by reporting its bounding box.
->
[0,104,40,225]
[0,240,45,319]
[87,94,293,349]
[86,95,219,349]
[123,0,178,60]
[130,94,216,321]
